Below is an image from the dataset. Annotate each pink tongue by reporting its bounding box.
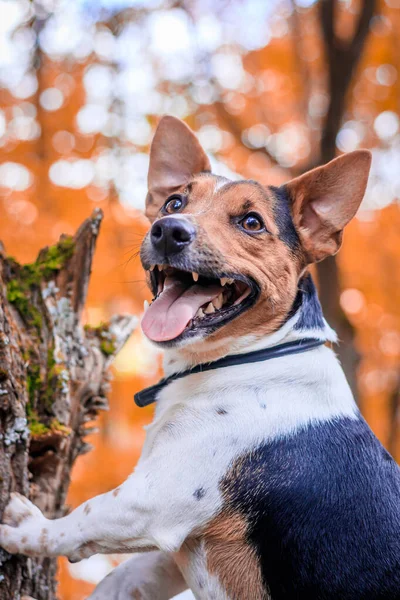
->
[142,278,223,342]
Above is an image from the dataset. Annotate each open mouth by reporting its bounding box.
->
[141,265,259,344]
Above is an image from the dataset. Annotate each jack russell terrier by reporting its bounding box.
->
[1,116,399,600]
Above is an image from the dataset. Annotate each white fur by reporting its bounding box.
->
[213,176,230,192]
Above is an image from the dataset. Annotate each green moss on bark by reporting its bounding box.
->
[28,411,71,437]
[100,339,116,356]
[27,363,41,406]
[85,323,117,357]
[7,280,43,332]
[6,236,75,334]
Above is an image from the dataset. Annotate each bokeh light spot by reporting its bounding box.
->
[49,159,95,189]
[40,88,64,111]
[374,111,399,140]
[6,198,38,225]
[340,288,365,315]
[52,130,76,154]
[0,162,33,191]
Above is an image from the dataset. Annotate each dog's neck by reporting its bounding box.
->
[163,274,336,376]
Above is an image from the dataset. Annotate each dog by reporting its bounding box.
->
[1,116,399,600]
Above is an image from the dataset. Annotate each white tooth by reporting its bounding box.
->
[204,302,215,314]
[196,308,204,318]
[149,265,155,271]
[220,277,234,286]
[158,265,164,271]
[233,287,251,306]
[192,272,199,282]
[143,300,149,312]
[213,294,223,309]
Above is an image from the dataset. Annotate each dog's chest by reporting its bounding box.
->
[135,348,357,551]
[140,346,356,470]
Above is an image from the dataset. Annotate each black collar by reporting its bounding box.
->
[134,338,325,408]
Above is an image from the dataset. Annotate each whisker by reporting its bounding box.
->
[121,279,146,284]
[122,245,143,254]
[119,250,142,269]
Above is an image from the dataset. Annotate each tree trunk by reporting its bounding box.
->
[315,0,378,398]
[0,210,136,600]
[316,257,359,395]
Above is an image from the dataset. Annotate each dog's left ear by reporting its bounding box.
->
[286,150,372,263]
[146,116,211,222]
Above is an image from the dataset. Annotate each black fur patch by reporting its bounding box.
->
[193,487,206,501]
[222,417,400,599]
[242,199,253,212]
[270,185,300,251]
[293,273,325,331]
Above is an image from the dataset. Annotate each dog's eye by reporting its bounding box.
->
[240,213,265,233]
[163,195,185,214]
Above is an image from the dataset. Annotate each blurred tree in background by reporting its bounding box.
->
[1,0,400,597]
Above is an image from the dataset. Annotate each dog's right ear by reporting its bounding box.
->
[286,150,371,263]
[146,116,211,222]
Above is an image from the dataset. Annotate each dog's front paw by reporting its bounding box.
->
[2,492,43,527]
[0,493,48,556]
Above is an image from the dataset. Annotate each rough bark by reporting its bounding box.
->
[0,210,137,600]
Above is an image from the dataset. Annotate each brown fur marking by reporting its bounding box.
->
[39,527,48,551]
[203,511,267,600]
[112,487,121,497]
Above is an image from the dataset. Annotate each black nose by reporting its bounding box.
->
[150,217,196,255]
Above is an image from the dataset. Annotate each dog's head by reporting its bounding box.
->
[140,116,371,355]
